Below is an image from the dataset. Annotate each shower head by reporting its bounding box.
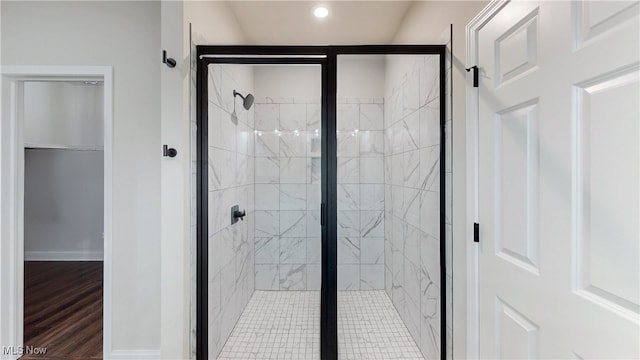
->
[233,90,254,110]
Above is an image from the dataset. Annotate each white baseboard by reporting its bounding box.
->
[24,251,104,261]
[110,350,161,360]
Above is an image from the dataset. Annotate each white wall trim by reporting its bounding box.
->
[110,350,161,360]
[465,1,509,359]
[0,66,113,360]
[25,251,104,261]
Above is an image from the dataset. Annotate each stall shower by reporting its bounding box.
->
[199,49,448,360]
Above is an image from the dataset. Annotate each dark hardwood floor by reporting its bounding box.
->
[22,261,103,359]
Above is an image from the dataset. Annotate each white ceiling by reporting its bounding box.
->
[227,1,415,45]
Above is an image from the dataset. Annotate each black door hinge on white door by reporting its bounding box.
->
[474,222,480,243]
[466,66,479,88]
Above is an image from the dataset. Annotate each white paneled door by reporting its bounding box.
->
[472,0,639,358]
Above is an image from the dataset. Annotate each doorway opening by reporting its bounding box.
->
[1,67,113,359]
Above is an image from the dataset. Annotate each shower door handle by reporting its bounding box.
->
[320,203,325,226]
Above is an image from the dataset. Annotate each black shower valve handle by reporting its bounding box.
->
[234,209,246,221]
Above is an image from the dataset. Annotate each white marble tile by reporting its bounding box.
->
[360,264,384,290]
[236,154,250,186]
[403,111,420,152]
[254,103,279,131]
[255,132,279,157]
[421,231,440,285]
[338,237,360,264]
[390,153,403,186]
[309,157,321,184]
[404,287,421,343]
[402,69,420,118]
[361,237,384,265]
[255,210,279,237]
[385,267,393,296]
[306,185,321,210]
[384,156,392,184]
[207,64,223,108]
[255,264,279,290]
[280,157,307,183]
[280,104,306,131]
[209,148,236,190]
[420,145,440,191]
[404,187,421,230]
[209,105,237,152]
[393,121,406,155]
[337,264,360,290]
[420,56,440,107]
[337,104,359,130]
[337,157,359,184]
[360,157,384,183]
[404,223,420,267]
[279,132,306,157]
[361,211,384,238]
[255,237,278,264]
[403,150,420,189]
[307,237,322,264]
[359,131,384,157]
[420,105,440,148]
[420,190,440,238]
[337,210,360,237]
[280,264,307,290]
[360,184,384,210]
[220,260,236,307]
[337,184,359,210]
[359,103,383,130]
[391,185,404,217]
[280,211,306,237]
[279,184,306,210]
[307,265,321,290]
[391,214,404,253]
[307,103,321,130]
[214,188,238,234]
[308,133,321,155]
[384,236,393,271]
[255,184,279,210]
[280,237,306,264]
[337,132,359,156]
[306,211,321,237]
[255,156,279,184]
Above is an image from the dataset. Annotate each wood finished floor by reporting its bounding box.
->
[22,261,103,359]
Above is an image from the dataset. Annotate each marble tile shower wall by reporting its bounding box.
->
[336,99,386,290]
[253,97,323,291]
[207,64,256,359]
[383,55,442,360]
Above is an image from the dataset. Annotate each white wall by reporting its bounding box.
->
[1,1,161,355]
[24,149,104,261]
[160,1,248,358]
[23,82,103,148]
[391,1,489,358]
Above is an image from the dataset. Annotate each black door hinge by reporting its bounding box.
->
[473,222,480,243]
[320,203,326,226]
[466,66,479,88]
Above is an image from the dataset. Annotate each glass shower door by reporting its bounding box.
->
[335,54,443,360]
[202,61,324,360]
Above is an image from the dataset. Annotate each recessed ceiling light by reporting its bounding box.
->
[313,6,329,18]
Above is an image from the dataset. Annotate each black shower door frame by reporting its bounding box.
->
[196,45,447,360]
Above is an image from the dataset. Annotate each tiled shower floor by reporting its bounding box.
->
[217,290,423,360]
